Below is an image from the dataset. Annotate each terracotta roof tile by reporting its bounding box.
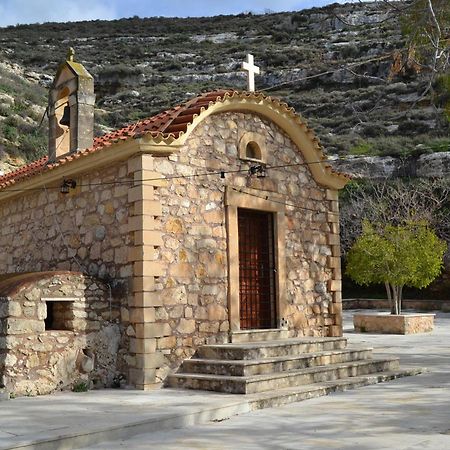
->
[0,89,236,190]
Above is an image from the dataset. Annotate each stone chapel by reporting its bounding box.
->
[0,52,354,396]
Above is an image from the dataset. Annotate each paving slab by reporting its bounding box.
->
[0,310,448,450]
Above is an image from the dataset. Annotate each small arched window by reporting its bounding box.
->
[239,132,266,163]
[245,141,262,160]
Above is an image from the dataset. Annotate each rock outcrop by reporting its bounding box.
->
[330,152,450,179]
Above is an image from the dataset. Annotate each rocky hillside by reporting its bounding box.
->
[0,1,448,174]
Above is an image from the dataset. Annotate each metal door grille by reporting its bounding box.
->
[238,208,277,329]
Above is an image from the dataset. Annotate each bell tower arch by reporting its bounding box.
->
[48,48,95,161]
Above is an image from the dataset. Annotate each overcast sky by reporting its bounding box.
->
[0,0,357,27]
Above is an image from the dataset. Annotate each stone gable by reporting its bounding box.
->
[149,111,341,381]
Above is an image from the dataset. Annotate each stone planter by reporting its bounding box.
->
[353,312,435,335]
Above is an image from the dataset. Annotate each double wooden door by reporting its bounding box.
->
[238,208,277,329]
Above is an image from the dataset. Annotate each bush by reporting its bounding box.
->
[20,131,47,161]
[3,124,18,141]
[72,380,89,392]
[349,141,374,156]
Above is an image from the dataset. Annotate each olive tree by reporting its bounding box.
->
[346,221,447,314]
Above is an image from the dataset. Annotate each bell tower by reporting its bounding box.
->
[48,48,95,161]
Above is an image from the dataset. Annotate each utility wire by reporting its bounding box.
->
[0,157,344,193]
[261,53,395,92]
[229,187,340,217]
[1,153,448,194]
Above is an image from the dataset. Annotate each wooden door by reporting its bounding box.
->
[238,208,277,329]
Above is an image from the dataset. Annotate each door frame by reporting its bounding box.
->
[225,186,287,332]
[238,208,277,330]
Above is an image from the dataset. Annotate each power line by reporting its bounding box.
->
[0,157,344,193]
[261,53,395,92]
[1,153,448,194]
[229,186,341,216]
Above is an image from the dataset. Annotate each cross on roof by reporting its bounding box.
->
[67,47,75,62]
[241,54,260,92]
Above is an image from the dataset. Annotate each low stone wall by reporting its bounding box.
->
[0,271,127,396]
[353,313,435,334]
[343,298,450,312]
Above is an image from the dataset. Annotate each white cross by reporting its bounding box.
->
[241,54,260,92]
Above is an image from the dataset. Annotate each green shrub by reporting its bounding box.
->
[349,141,374,156]
[72,380,89,392]
[3,124,18,141]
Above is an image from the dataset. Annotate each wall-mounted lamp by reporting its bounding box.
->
[248,164,266,178]
[60,179,77,194]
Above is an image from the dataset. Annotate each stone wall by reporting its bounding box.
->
[0,163,132,279]
[150,111,341,381]
[0,110,343,390]
[0,272,127,396]
[343,298,450,312]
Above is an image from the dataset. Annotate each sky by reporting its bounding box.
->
[0,0,358,27]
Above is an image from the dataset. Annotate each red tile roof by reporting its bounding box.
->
[0,89,236,190]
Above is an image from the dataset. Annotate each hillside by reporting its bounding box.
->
[0,1,448,174]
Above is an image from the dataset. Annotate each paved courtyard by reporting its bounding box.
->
[1,310,449,450]
[83,311,450,450]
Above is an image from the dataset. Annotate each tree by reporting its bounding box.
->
[340,177,450,256]
[346,221,447,314]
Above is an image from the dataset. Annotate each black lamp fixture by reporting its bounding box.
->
[60,179,77,194]
[248,164,267,178]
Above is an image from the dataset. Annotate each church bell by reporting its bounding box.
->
[59,104,71,127]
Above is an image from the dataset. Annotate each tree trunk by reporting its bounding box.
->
[389,284,404,315]
[385,282,396,314]
[390,283,399,315]
[398,285,404,315]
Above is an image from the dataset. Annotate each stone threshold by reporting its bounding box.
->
[229,328,289,343]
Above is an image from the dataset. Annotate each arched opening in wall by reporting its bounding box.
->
[54,86,71,155]
[246,141,262,160]
[239,132,266,163]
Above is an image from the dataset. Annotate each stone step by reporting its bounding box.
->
[197,337,347,361]
[169,357,400,394]
[247,368,424,410]
[182,347,374,377]
[230,329,289,343]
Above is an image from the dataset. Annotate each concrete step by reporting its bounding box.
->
[169,357,400,394]
[197,337,347,360]
[247,367,424,410]
[230,328,289,343]
[182,347,374,376]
